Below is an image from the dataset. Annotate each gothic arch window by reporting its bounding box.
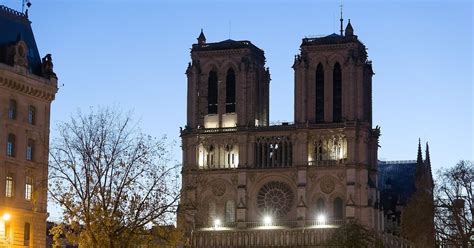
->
[7,133,15,157]
[225,69,236,113]
[333,63,342,122]
[225,200,235,223]
[315,63,325,122]
[208,71,218,114]
[208,201,216,224]
[8,99,17,120]
[316,198,325,214]
[333,197,344,220]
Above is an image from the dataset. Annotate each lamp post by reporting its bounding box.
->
[2,213,11,247]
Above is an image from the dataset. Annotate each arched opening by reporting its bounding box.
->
[333,197,344,220]
[208,71,218,114]
[315,63,325,122]
[316,198,325,214]
[225,69,236,113]
[208,202,216,225]
[333,63,342,122]
[225,200,236,223]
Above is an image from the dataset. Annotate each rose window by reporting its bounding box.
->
[257,181,294,217]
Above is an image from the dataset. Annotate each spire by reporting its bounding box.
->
[345,19,354,37]
[417,138,423,165]
[425,142,431,169]
[339,4,344,36]
[197,28,206,45]
[425,142,434,189]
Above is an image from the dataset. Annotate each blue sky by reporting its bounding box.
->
[3,0,472,219]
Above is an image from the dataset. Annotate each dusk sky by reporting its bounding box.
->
[3,0,472,220]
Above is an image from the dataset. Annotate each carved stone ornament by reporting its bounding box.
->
[211,182,226,197]
[257,181,294,217]
[231,174,238,185]
[320,176,335,194]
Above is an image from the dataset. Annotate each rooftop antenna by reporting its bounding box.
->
[22,0,31,15]
[339,3,344,36]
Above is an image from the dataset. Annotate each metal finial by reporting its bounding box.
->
[339,4,344,36]
[22,0,32,14]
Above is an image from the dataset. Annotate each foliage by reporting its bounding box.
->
[328,220,384,248]
[49,107,181,248]
[434,160,473,248]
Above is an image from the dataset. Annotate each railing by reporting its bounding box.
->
[380,233,414,248]
[196,219,345,230]
[190,228,336,248]
[181,122,346,135]
[308,159,347,166]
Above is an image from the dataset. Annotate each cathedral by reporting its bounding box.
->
[178,19,434,247]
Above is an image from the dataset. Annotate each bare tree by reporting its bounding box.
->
[435,160,473,248]
[49,107,181,248]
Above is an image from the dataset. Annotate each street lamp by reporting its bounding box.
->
[2,213,10,221]
[317,214,326,225]
[263,215,272,226]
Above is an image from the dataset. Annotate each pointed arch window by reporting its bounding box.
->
[225,69,236,113]
[8,99,17,120]
[333,63,342,122]
[316,198,325,214]
[208,71,218,114]
[208,202,216,225]
[315,64,325,122]
[225,200,235,223]
[333,197,344,220]
[7,133,15,157]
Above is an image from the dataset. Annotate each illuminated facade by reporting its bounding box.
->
[178,21,392,247]
[0,5,58,247]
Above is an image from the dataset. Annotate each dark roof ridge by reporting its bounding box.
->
[0,5,29,23]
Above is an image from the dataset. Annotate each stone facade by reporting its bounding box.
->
[179,22,385,246]
[0,5,58,247]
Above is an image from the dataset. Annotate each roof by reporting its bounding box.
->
[378,160,417,210]
[0,5,42,76]
[301,33,362,47]
[192,39,265,58]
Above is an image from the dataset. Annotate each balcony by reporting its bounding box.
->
[308,159,347,166]
[196,219,345,230]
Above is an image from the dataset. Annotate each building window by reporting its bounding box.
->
[316,198,325,214]
[333,197,344,220]
[208,71,218,114]
[25,176,33,201]
[8,99,17,120]
[225,200,235,223]
[255,136,292,168]
[315,63,325,123]
[225,69,236,113]
[6,176,14,198]
[28,106,36,125]
[26,139,34,161]
[208,202,216,225]
[333,63,342,122]
[7,133,15,157]
[24,222,30,246]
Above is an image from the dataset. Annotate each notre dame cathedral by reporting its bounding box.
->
[178,20,434,248]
